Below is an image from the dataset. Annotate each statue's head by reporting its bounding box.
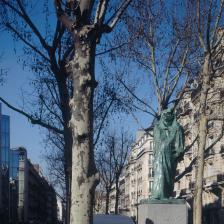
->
[161,108,175,127]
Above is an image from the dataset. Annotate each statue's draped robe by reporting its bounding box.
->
[151,119,184,199]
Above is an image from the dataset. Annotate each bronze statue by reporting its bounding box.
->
[151,108,184,200]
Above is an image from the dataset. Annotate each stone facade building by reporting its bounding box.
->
[116,129,154,220]
[174,75,224,223]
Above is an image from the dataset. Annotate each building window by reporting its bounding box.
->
[194,111,199,121]
[220,145,224,153]
[149,168,154,178]
[220,90,224,99]
[177,181,180,190]
[150,141,153,151]
[207,121,214,129]
[149,181,153,192]
[149,154,153,165]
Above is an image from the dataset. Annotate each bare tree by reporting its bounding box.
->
[53,1,133,223]
[111,130,131,214]
[187,1,224,224]
[96,129,131,214]
[104,0,200,123]
[96,140,115,214]
[0,1,133,223]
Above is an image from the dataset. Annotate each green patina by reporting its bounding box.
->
[150,108,184,200]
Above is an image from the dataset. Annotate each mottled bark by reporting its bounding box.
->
[193,54,210,224]
[54,1,133,223]
[69,26,99,224]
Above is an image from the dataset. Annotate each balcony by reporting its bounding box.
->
[217,174,224,182]
[205,148,215,161]
[189,181,195,189]
[207,121,214,129]
[219,89,224,99]
[205,175,218,187]
[180,188,187,196]
[183,124,191,135]
[194,111,200,121]
[220,145,224,155]
[183,103,192,114]
[176,107,183,116]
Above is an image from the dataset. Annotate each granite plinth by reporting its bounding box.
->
[138,200,188,224]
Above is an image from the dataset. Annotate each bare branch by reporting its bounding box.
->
[15,0,50,50]
[96,41,130,56]
[94,0,108,26]
[39,95,64,126]
[211,0,224,45]
[148,39,162,110]
[162,39,180,100]
[52,21,66,52]
[0,96,63,134]
[118,78,158,117]
[197,0,207,51]
[167,47,189,99]
[94,98,115,147]
[107,0,132,30]
[176,123,224,182]
[54,0,74,31]
[205,0,213,52]
[5,23,50,62]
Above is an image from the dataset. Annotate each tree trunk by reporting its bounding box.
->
[115,177,120,214]
[193,54,210,224]
[69,26,99,224]
[105,188,110,215]
[56,72,73,224]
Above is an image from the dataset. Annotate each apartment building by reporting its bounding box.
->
[174,74,224,223]
[9,147,58,224]
[122,128,154,219]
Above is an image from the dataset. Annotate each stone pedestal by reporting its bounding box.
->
[138,200,188,224]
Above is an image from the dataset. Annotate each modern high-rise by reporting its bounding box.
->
[0,104,10,223]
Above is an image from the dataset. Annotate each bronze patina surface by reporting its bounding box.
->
[151,108,184,200]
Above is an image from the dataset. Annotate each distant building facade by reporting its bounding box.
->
[109,129,154,220]
[9,147,58,224]
[94,189,106,214]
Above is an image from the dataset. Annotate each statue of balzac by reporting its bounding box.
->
[151,108,184,200]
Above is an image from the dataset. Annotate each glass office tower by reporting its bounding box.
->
[0,104,10,223]
[9,149,20,179]
[1,115,10,168]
